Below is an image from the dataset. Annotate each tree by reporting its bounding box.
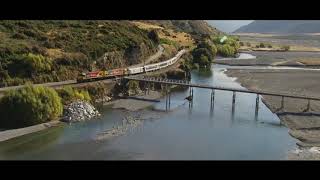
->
[281,45,290,51]
[148,30,160,44]
[57,86,91,104]
[199,55,210,67]
[259,42,265,48]
[0,84,63,129]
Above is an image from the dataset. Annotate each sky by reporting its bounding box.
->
[206,20,253,33]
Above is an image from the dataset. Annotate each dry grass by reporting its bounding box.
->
[295,58,320,65]
[157,29,195,48]
[239,40,320,52]
[131,21,164,30]
[131,21,195,48]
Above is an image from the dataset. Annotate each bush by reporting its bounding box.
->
[199,55,210,67]
[0,84,63,129]
[281,45,290,51]
[246,42,251,47]
[256,45,260,48]
[239,41,244,46]
[268,44,272,48]
[259,42,265,48]
[217,44,236,57]
[148,30,160,44]
[56,86,91,104]
[127,80,140,95]
[20,53,52,76]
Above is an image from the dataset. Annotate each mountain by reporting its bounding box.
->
[234,20,320,34]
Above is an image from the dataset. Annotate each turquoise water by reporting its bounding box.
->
[0,65,296,160]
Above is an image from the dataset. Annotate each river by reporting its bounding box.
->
[0,63,297,160]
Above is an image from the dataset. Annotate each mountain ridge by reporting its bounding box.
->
[234,20,320,34]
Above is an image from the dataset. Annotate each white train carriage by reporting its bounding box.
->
[144,63,160,72]
[128,67,144,75]
[158,61,169,68]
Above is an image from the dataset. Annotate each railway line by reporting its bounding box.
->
[0,48,187,94]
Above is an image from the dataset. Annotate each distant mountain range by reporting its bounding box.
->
[234,20,320,34]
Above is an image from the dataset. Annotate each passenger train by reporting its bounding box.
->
[77,49,186,82]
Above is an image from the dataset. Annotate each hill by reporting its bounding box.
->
[0,20,220,87]
[234,20,320,34]
[0,20,159,86]
[142,20,222,38]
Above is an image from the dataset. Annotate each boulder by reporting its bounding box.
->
[62,100,101,123]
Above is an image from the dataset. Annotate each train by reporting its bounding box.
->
[77,49,186,83]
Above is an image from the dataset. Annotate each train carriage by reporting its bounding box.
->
[77,49,186,83]
[128,67,144,75]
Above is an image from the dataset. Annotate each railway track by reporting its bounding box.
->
[0,48,186,94]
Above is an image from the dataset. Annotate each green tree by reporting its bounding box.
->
[281,45,290,51]
[57,86,91,104]
[0,84,63,129]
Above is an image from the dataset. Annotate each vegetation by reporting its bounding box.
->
[56,86,91,104]
[191,41,217,68]
[239,41,244,46]
[259,42,265,48]
[0,84,63,129]
[211,35,239,57]
[0,20,158,87]
[281,45,290,51]
[246,42,251,47]
[127,80,140,95]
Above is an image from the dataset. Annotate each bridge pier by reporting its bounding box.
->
[275,96,285,113]
[210,89,215,108]
[255,94,259,120]
[303,99,312,112]
[232,91,236,116]
[165,85,171,111]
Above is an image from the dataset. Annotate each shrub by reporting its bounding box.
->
[246,42,251,47]
[281,45,290,51]
[127,80,140,95]
[259,42,265,48]
[217,44,236,57]
[239,41,244,46]
[199,55,210,67]
[20,53,52,76]
[56,86,91,104]
[148,30,160,44]
[268,44,272,48]
[0,84,63,129]
[256,45,260,48]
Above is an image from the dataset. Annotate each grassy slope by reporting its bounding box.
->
[0,20,157,86]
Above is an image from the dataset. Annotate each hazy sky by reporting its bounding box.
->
[206,20,253,33]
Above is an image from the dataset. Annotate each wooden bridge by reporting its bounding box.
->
[124,75,320,117]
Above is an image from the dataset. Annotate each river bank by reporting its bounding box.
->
[225,68,320,159]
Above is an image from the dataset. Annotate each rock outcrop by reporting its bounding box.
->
[62,100,101,123]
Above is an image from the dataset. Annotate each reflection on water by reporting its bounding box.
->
[0,64,296,160]
[216,53,256,60]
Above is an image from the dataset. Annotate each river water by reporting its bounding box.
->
[0,64,297,160]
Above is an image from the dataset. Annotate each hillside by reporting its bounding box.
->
[142,20,222,38]
[234,20,320,34]
[0,20,159,86]
[0,20,221,87]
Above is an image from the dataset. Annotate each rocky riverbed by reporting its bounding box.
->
[62,101,101,123]
[225,68,320,160]
[95,110,161,141]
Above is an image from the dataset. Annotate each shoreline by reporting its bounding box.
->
[224,68,320,160]
[0,120,61,142]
